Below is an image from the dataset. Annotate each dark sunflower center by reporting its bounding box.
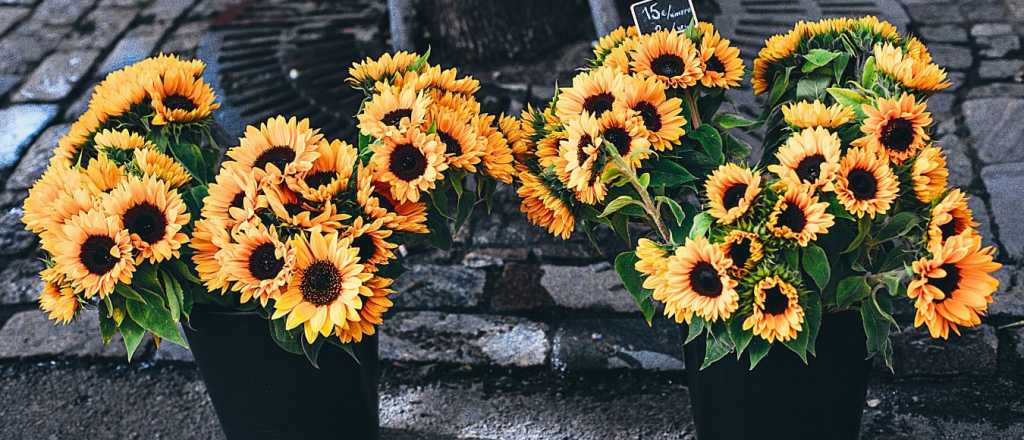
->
[253,146,295,172]
[304,171,336,189]
[795,154,826,183]
[651,54,685,77]
[284,203,304,217]
[577,135,593,165]
[603,127,631,156]
[722,184,748,209]
[248,242,284,280]
[352,234,377,262]
[779,203,806,233]
[705,55,725,73]
[690,262,723,297]
[940,219,959,240]
[582,92,615,115]
[438,130,462,156]
[230,192,246,210]
[163,94,197,112]
[376,191,397,212]
[299,260,343,306]
[389,143,428,181]
[80,235,119,275]
[381,108,412,127]
[123,202,167,244]
[762,285,789,315]
[880,118,914,152]
[847,168,878,200]
[633,101,662,132]
[729,239,752,268]
[931,264,961,302]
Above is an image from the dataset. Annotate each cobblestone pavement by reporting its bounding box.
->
[1,0,1024,438]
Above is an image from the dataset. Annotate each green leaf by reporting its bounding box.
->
[713,113,758,129]
[876,212,919,241]
[125,289,188,348]
[783,247,800,270]
[268,318,304,356]
[599,196,641,218]
[98,308,117,344]
[701,331,734,370]
[167,142,208,184]
[722,132,753,162]
[832,53,851,83]
[862,56,878,88]
[134,264,161,294]
[119,316,146,362]
[637,173,650,189]
[647,159,696,187]
[301,335,326,369]
[836,275,871,309]
[114,284,145,303]
[826,87,868,109]
[454,189,476,232]
[842,217,871,254]
[796,76,831,100]
[827,196,855,221]
[425,202,453,250]
[614,252,655,325]
[688,212,713,239]
[689,125,724,164]
[685,316,706,344]
[747,337,772,370]
[803,293,823,357]
[861,293,894,371]
[781,317,809,363]
[801,49,841,73]
[802,245,831,291]
[728,315,753,358]
[656,196,685,226]
[167,258,201,285]
[159,270,184,322]
[768,67,793,108]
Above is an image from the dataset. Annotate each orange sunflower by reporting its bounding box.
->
[226,116,322,179]
[833,148,900,219]
[911,146,949,204]
[225,222,295,306]
[659,236,739,323]
[555,67,625,121]
[706,163,762,225]
[926,189,978,250]
[517,168,575,239]
[370,128,448,203]
[631,30,703,88]
[54,209,136,298]
[103,176,190,263]
[357,83,431,139]
[146,69,220,125]
[767,186,835,246]
[768,127,842,191]
[742,275,805,343]
[613,75,686,151]
[854,93,932,165]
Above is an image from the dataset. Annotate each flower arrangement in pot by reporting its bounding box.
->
[184,51,514,440]
[23,54,221,358]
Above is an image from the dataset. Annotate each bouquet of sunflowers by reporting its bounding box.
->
[190,51,514,362]
[627,16,1001,370]
[509,22,752,320]
[23,55,221,358]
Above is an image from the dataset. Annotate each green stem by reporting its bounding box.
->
[685,90,702,130]
[605,146,672,244]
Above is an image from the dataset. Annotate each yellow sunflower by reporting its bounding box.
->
[752,28,805,94]
[425,106,485,173]
[698,26,744,89]
[103,176,190,263]
[393,64,479,95]
[517,168,575,239]
[147,69,220,125]
[555,67,625,121]
[357,83,431,139]
[191,218,233,293]
[225,222,295,306]
[475,113,517,184]
[134,148,191,188]
[23,165,88,234]
[55,209,135,298]
[271,229,372,344]
[593,26,639,59]
[909,232,1000,339]
[371,128,448,203]
[635,238,671,303]
[833,148,899,219]
[89,68,150,122]
[854,93,932,165]
[767,186,835,246]
[82,156,125,192]
[39,282,80,324]
[659,236,739,323]
[768,126,842,191]
[614,75,686,151]
[52,110,103,167]
[335,275,395,344]
[603,40,636,74]
[201,165,262,226]
[873,43,950,93]
[781,100,855,129]
[911,146,949,204]
[347,51,419,89]
[264,183,348,233]
[356,166,429,234]
[599,108,651,168]
[226,116,322,179]
[720,230,764,278]
[706,163,762,225]
[742,275,805,343]
[343,216,398,272]
[286,139,358,203]
[927,189,978,250]
[631,30,703,88]
[557,114,605,204]
[94,129,154,153]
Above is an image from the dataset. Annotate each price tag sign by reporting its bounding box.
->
[630,0,698,34]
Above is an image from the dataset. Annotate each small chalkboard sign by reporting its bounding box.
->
[630,0,698,34]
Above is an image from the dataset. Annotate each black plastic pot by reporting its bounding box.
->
[683,311,870,440]
[185,304,380,440]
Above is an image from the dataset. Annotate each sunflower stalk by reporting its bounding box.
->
[685,89,702,130]
[602,142,672,244]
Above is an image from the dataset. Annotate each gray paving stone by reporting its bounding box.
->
[0,310,128,359]
[391,264,486,309]
[981,162,1024,259]
[0,5,29,35]
[937,135,975,189]
[928,44,973,70]
[491,262,554,312]
[0,104,58,170]
[551,318,683,373]
[0,74,19,97]
[970,22,1014,37]
[946,71,966,91]
[0,208,36,256]
[32,0,93,26]
[963,98,1024,164]
[0,189,27,210]
[989,266,1022,317]
[963,3,1011,22]
[96,23,170,76]
[926,91,955,117]
[144,0,193,21]
[1014,326,1024,365]
[892,324,998,377]
[67,7,138,50]
[905,3,964,24]
[977,59,1024,80]
[540,263,636,312]
[152,337,194,363]
[12,50,101,102]
[978,34,1021,58]
[380,311,549,367]
[6,123,68,190]
[63,82,94,121]
[917,24,968,43]
[159,20,209,55]
[0,25,70,74]
[0,257,43,305]
[966,83,1024,99]
[1010,0,1024,20]
[967,193,996,249]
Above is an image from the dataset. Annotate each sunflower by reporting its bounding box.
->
[768,127,842,190]
[535,129,566,170]
[498,114,529,159]
[517,168,575,239]
[720,230,764,278]
[698,27,744,89]
[475,114,517,184]
[856,16,899,40]
[781,100,855,129]
[104,176,190,263]
[706,163,762,225]
[94,129,154,154]
[593,26,639,59]
[635,238,672,301]
[89,69,149,122]
[191,218,233,293]
[908,232,1000,339]
[555,67,625,121]
[767,186,835,246]
[225,222,295,306]
[82,156,125,192]
[926,189,978,250]
[854,93,932,165]
[603,41,636,74]
[52,110,103,167]
[335,275,394,344]
[134,148,191,188]
[271,230,372,344]
[202,165,262,226]
[393,65,479,96]
[751,58,772,96]
[425,106,485,173]
[833,148,899,219]
[347,51,419,90]
[147,69,220,125]
[911,146,949,203]
[371,128,448,203]
[742,275,805,343]
[430,90,481,116]
[136,53,206,78]
[872,43,950,93]
[614,75,686,151]
[39,282,80,324]
[264,183,347,233]
[37,188,99,256]
[659,236,739,323]
[54,209,135,298]
[286,139,358,203]
[23,165,89,234]
[343,216,397,272]
[599,108,651,168]
[357,84,431,139]
[631,30,703,88]
[557,114,605,204]
[226,116,322,179]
